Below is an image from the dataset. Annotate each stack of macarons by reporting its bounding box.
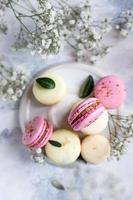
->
[22,72,126,166]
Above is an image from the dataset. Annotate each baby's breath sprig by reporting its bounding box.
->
[0,62,28,102]
[108,113,133,160]
[3,0,133,62]
[56,0,112,63]
[31,148,45,164]
[6,0,62,58]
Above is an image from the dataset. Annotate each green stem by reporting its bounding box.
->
[66,40,76,50]
[11,0,32,12]
[8,1,32,34]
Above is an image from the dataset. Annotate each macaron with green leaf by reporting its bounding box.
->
[33,72,67,105]
[45,129,81,165]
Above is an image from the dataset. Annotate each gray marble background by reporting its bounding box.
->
[0,0,133,200]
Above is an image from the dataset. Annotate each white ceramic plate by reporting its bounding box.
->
[19,62,105,133]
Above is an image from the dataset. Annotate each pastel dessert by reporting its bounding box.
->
[68,97,105,131]
[81,135,110,164]
[22,116,53,149]
[33,72,67,105]
[45,129,81,165]
[81,110,109,135]
[94,75,126,109]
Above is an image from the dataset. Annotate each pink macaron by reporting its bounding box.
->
[94,75,126,109]
[68,97,105,131]
[22,116,53,149]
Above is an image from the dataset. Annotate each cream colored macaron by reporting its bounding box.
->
[81,135,110,164]
[81,110,109,135]
[33,72,67,105]
[45,129,81,165]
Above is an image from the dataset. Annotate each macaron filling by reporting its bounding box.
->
[71,100,101,125]
[29,122,47,148]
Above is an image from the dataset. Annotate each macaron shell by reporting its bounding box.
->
[94,75,126,109]
[81,135,110,164]
[68,98,98,123]
[72,104,104,131]
[81,110,108,135]
[33,72,67,105]
[45,129,81,165]
[34,120,53,148]
[22,116,46,146]
[68,98,105,131]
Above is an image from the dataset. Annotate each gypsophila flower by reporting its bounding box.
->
[109,114,133,160]
[114,10,133,37]
[0,63,28,102]
[56,0,112,63]
[4,0,133,62]
[31,148,45,164]
[6,0,62,57]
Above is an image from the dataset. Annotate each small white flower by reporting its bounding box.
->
[7,88,14,95]
[11,95,18,101]
[120,29,128,37]
[53,29,59,36]
[105,47,111,53]
[92,30,101,40]
[1,79,8,86]
[33,156,45,164]
[47,39,52,45]
[89,42,96,48]
[115,24,120,30]
[35,148,42,154]
[42,39,46,47]
[38,48,42,54]
[80,10,88,19]
[45,2,51,9]
[21,75,27,81]
[69,20,75,25]
[58,19,63,25]
[78,43,84,49]
[47,24,54,31]
[27,43,33,49]
[90,55,97,63]
[77,50,83,56]
[16,89,23,97]
[22,85,26,90]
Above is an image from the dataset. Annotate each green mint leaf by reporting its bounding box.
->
[36,77,55,89]
[49,140,62,147]
[79,75,94,98]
